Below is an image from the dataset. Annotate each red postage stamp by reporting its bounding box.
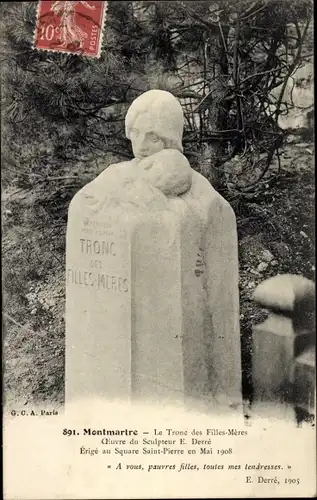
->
[34,1,107,58]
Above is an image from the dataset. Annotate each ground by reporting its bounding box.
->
[2,135,315,407]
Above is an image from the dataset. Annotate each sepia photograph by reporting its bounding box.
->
[2,1,315,498]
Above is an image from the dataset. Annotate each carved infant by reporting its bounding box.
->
[138,148,192,197]
[87,148,192,213]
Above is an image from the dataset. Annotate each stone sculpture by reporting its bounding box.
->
[65,89,242,412]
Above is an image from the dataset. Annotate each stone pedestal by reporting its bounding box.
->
[252,274,315,419]
[294,346,316,416]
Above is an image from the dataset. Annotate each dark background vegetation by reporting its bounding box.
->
[1,0,314,406]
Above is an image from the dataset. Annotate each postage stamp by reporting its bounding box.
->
[34,1,107,58]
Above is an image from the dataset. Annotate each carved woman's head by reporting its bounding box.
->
[125,90,184,159]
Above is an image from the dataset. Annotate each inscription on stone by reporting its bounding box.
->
[67,269,129,292]
[194,248,205,277]
[79,238,116,256]
[65,211,132,401]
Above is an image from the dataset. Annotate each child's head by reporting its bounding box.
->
[139,148,192,196]
[125,90,184,158]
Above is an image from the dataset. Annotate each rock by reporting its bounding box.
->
[286,134,298,144]
[286,134,296,144]
[257,262,268,272]
[270,242,290,257]
[300,230,308,238]
[261,249,274,262]
[250,269,262,276]
[296,142,312,148]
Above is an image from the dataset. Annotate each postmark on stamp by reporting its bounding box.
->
[34,1,107,58]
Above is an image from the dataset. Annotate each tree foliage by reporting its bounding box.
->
[1,0,313,193]
[132,0,313,191]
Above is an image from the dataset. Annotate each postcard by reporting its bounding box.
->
[2,1,315,498]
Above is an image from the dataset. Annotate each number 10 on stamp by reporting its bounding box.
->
[34,1,107,58]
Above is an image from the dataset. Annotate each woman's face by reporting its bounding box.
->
[129,114,165,159]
